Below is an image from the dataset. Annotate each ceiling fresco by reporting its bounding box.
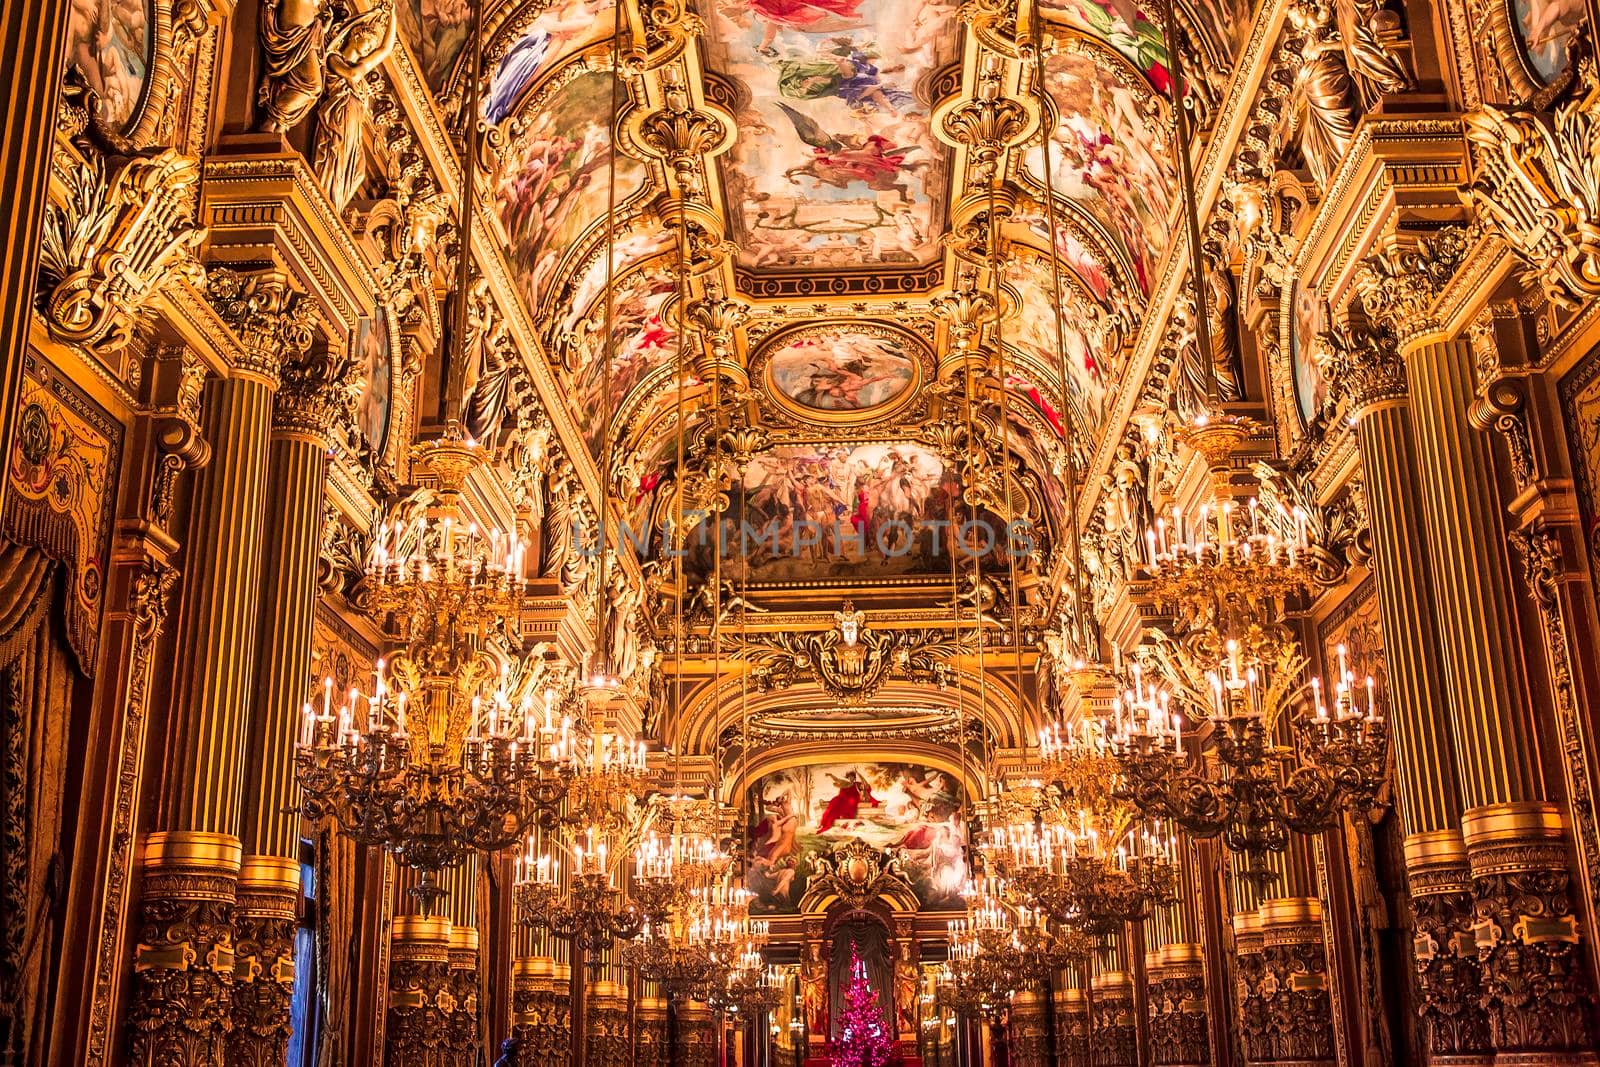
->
[756,321,928,420]
[699,0,960,270]
[1019,38,1173,295]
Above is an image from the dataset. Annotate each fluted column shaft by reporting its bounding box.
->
[1405,338,1543,806]
[164,373,276,833]
[130,369,275,1067]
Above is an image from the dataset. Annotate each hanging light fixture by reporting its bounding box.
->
[295,0,573,914]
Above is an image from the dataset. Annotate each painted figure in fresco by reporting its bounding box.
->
[1053,0,1169,91]
[749,793,802,903]
[793,356,899,409]
[818,770,881,832]
[67,0,149,127]
[1516,0,1584,79]
[775,38,912,114]
[739,0,869,56]
[484,30,552,123]
[777,103,929,201]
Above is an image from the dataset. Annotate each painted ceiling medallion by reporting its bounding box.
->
[757,321,925,421]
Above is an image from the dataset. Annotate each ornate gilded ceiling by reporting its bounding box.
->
[379,0,1247,750]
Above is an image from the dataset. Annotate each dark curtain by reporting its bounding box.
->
[0,543,75,1064]
[828,920,893,1040]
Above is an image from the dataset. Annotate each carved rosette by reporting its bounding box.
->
[126,832,243,1067]
[1462,803,1595,1057]
[385,917,455,1067]
[1150,947,1209,1066]
[1353,229,1471,351]
[206,269,319,386]
[1403,831,1492,1062]
[446,928,480,1067]
[229,857,300,1067]
[1317,318,1408,418]
[1089,975,1138,1067]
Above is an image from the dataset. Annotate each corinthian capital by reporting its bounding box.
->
[274,345,358,440]
[627,83,729,194]
[206,268,318,384]
[1317,317,1407,417]
[1353,227,1470,346]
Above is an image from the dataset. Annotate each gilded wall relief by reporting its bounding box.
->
[67,0,153,132]
[493,68,652,331]
[1019,37,1172,295]
[699,0,958,270]
[746,761,966,912]
[1318,577,1386,689]
[3,358,123,672]
[755,321,927,423]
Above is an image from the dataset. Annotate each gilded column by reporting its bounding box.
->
[679,1000,715,1067]
[386,915,454,1067]
[1249,839,1334,1067]
[1151,853,1208,1067]
[633,995,668,1067]
[1232,912,1268,1067]
[1008,988,1048,1067]
[1358,231,1595,1061]
[1088,971,1136,1067]
[1318,313,1488,1061]
[232,340,354,1064]
[128,269,315,1065]
[446,927,481,1067]
[589,980,629,1066]
[1055,969,1089,1067]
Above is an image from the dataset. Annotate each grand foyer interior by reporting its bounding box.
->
[6,0,1600,1064]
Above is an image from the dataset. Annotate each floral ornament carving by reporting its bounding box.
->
[685,294,748,379]
[1352,228,1471,344]
[803,839,914,912]
[627,83,730,195]
[936,60,1033,186]
[275,342,359,441]
[1464,84,1600,310]
[206,269,319,382]
[38,145,206,354]
[1250,461,1369,583]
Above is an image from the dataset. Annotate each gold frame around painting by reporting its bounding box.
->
[752,319,933,428]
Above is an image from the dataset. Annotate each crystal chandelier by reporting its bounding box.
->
[940,877,1022,1019]
[296,436,569,913]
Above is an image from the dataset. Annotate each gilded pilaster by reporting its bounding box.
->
[1055,984,1089,1067]
[678,999,716,1067]
[633,995,668,1067]
[588,980,629,1067]
[227,857,300,1067]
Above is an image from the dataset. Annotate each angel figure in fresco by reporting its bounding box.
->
[817,770,881,833]
[734,0,869,56]
[775,38,912,114]
[777,103,929,201]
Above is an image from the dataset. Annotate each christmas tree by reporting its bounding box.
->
[829,942,894,1067]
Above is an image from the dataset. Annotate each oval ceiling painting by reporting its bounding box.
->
[761,322,923,419]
